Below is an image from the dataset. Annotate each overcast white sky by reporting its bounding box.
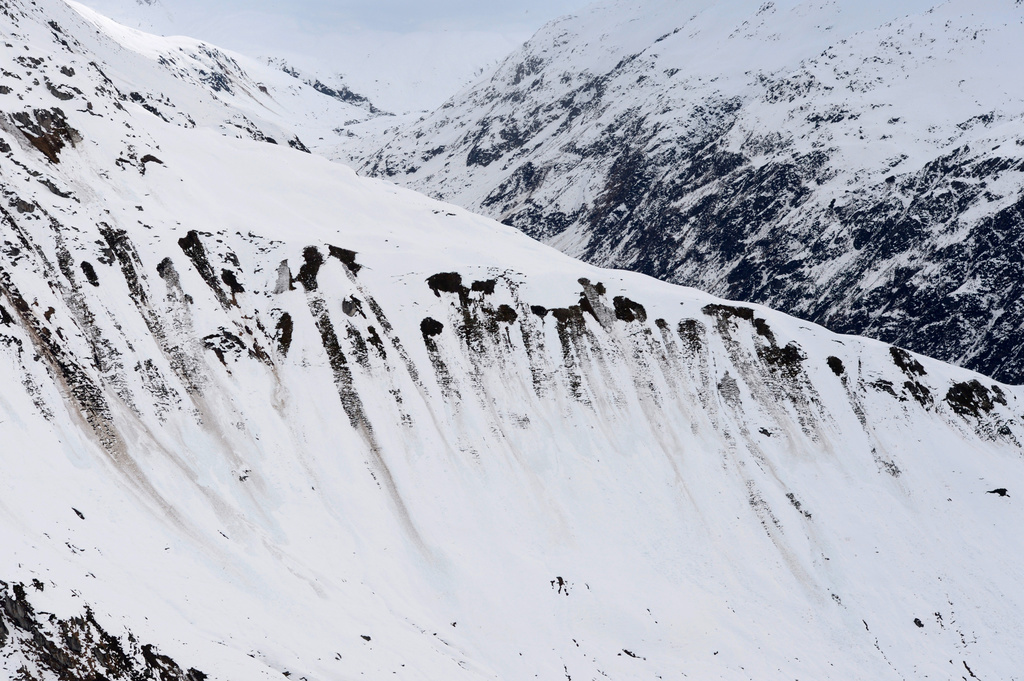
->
[140,0,593,33]
[300,0,592,32]
[337,0,587,31]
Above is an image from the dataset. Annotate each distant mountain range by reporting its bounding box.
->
[74,0,532,114]
[364,0,1024,384]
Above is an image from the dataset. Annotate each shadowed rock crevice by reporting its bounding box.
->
[426,272,468,302]
[100,225,149,306]
[550,306,589,402]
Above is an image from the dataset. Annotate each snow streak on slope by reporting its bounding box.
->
[364,0,1024,384]
[0,1,1023,679]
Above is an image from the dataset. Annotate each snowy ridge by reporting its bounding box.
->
[74,0,532,115]
[0,1,1023,679]
[63,0,390,158]
[363,0,1024,384]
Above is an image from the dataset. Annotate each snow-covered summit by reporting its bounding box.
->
[0,1,1022,679]
[364,0,1024,384]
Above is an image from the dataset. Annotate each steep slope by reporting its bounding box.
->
[63,0,391,160]
[1,2,1024,680]
[363,0,1024,384]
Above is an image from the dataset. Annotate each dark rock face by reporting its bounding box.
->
[363,1,1024,384]
[10,107,81,163]
[272,60,387,116]
[0,581,206,681]
[177,230,232,308]
[420,316,444,338]
[295,246,325,292]
[328,245,362,275]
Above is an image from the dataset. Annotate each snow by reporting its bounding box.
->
[361,0,1024,383]
[370,0,1024,205]
[73,0,534,114]
[0,1,1022,679]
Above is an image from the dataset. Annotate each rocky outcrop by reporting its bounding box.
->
[0,581,206,681]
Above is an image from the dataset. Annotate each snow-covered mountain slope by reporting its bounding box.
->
[363,0,1024,385]
[60,0,393,161]
[2,1,1024,679]
[63,0,527,165]
[74,0,532,115]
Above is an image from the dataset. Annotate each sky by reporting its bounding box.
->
[234,0,593,32]
[108,0,594,34]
